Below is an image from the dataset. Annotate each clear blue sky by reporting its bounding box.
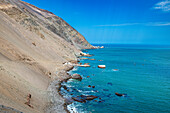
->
[24,0,170,45]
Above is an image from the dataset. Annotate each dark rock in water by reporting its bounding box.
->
[107,82,113,86]
[72,74,82,80]
[80,95,98,100]
[103,89,109,91]
[67,89,70,92]
[88,85,91,87]
[72,95,98,103]
[62,85,67,90]
[92,86,95,88]
[72,97,86,103]
[115,92,125,97]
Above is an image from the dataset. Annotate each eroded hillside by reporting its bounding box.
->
[0,0,93,112]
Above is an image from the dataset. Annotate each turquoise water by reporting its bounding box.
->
[61,44,170,113]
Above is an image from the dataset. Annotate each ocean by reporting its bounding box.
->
[60,44,170,113]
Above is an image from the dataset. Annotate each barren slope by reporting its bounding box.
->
[0,0,92,112]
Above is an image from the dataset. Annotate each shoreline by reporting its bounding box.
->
[58,65,75,113]
[57,53,93,113]
[46,63,75,113]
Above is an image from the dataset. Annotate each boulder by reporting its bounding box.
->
[80,52,92,57]
[72,74,82,80]
[79,64,90,67]
[72,97,86,103]
[115,92,125,97]
[80,95,98,100]
[72,95,98,103]
[98,65,106,68]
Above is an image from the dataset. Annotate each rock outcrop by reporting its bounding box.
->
[72,74,82,80]
[0,0,93,50]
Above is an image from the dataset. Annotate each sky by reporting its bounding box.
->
[23,0,170,45]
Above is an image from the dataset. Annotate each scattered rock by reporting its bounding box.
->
[72,95,98,103]
[80,95,98,100]
[62,85,67,90]
[78,63,90,67]
[72,74,82,80]
[115,92,125,97]
[92,86,95,88]
[72,97,86,103]
[98,65,106,68]
[107,82,112,86]
[88,85,91,87]
[80,52,92,57]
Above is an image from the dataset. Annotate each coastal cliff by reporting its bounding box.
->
[0,0,92,112]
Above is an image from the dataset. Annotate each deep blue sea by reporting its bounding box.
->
[61,44,170,113]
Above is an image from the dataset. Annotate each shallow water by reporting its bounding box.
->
[60,44,170,113]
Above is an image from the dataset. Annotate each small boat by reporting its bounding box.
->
[115,92,125,97]
[98,65,106,68]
